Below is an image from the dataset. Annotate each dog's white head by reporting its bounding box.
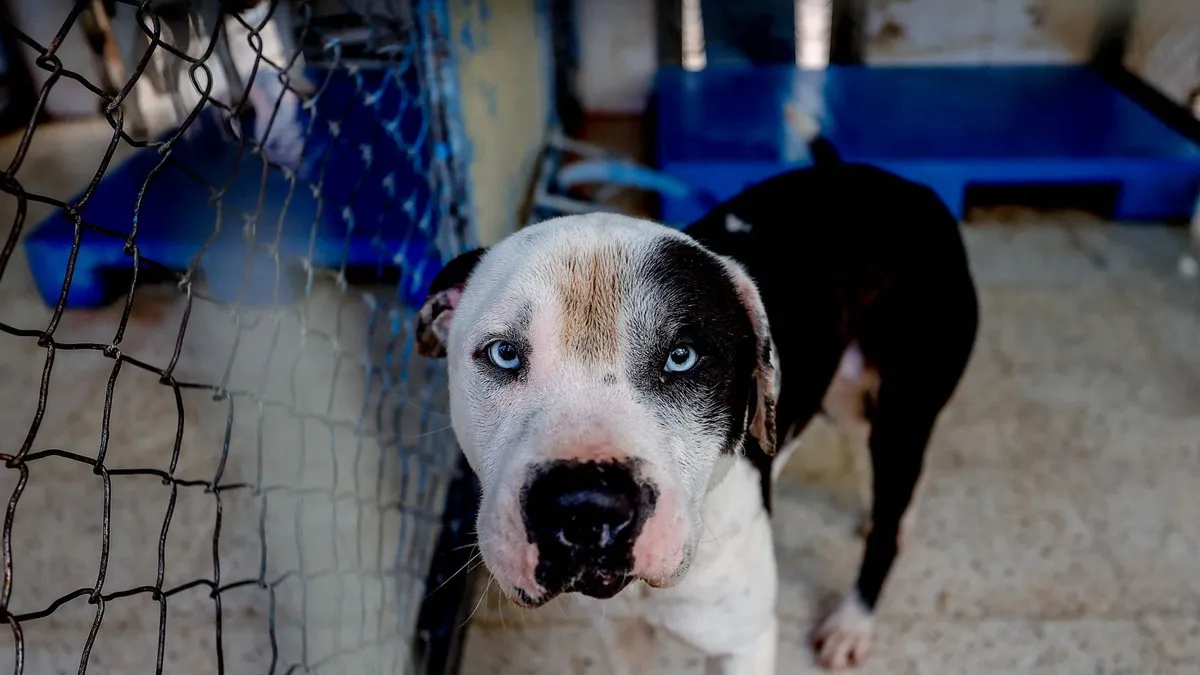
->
[416,214,777,606]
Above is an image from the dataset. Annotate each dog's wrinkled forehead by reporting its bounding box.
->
[453,214,741,357]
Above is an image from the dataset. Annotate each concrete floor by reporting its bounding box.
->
[3,119,1200,675]
[457,212,1200,674]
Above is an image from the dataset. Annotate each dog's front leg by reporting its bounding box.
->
[651,482,779,675]
[703,615,778,675]
[592,616,656,675]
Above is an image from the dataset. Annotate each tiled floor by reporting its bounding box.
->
[458,215,1200,674]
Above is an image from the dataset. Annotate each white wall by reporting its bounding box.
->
[571,0,1199,117]
[568,0,1097,115]
[573,0,658,114]
[1125,0,1200,110]
[862,0,1099,65]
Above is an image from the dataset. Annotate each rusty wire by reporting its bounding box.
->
[0,1,472,673]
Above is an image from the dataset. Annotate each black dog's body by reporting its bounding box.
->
[685,147,979,617]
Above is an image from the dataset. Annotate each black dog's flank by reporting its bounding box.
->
[684,141,980,613]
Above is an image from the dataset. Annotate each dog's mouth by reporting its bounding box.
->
[517,563,635,607]
[570,568,633,599]
[549,562,636,600]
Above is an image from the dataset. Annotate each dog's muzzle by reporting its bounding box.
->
[522,459,656,600]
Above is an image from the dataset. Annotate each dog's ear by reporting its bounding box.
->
[719,257,779,456]
[416,248,488,358]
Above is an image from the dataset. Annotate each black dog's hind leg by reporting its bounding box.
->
[813,280,977,669]
[811,373,942,669]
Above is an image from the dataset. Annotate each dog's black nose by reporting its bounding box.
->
[525,456,657,593]
[524,460,653,598]
[552,484,636,549]
[524,461,640,553]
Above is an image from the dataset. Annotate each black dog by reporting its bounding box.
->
[684,134,979,667]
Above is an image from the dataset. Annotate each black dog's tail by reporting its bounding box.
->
[684,106,843,239]
[786,105,842,167]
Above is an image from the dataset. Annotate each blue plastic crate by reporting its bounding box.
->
[655,64,1200,224]
[24,65,444,310]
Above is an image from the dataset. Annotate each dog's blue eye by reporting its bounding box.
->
[487,340,521,370]
[664,345,698,373]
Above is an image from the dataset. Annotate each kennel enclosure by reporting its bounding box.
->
[0,1,556,674]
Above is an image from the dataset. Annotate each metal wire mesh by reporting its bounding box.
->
[0,1,475,673]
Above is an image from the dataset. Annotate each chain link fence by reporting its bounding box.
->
[0,1,478,673]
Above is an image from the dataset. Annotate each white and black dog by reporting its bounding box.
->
[416,133,978,672]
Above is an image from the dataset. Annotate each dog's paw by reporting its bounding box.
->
[812,592,874,670]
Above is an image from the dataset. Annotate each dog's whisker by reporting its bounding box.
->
[498,583,508,630]
[403,398,451,417]
[425,549,484,600]
[460,574,493,630]
[403,423,455,440]
[697,520,722,548]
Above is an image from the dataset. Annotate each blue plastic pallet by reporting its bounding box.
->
[24,65,444,310]
[655,65,1200,224]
